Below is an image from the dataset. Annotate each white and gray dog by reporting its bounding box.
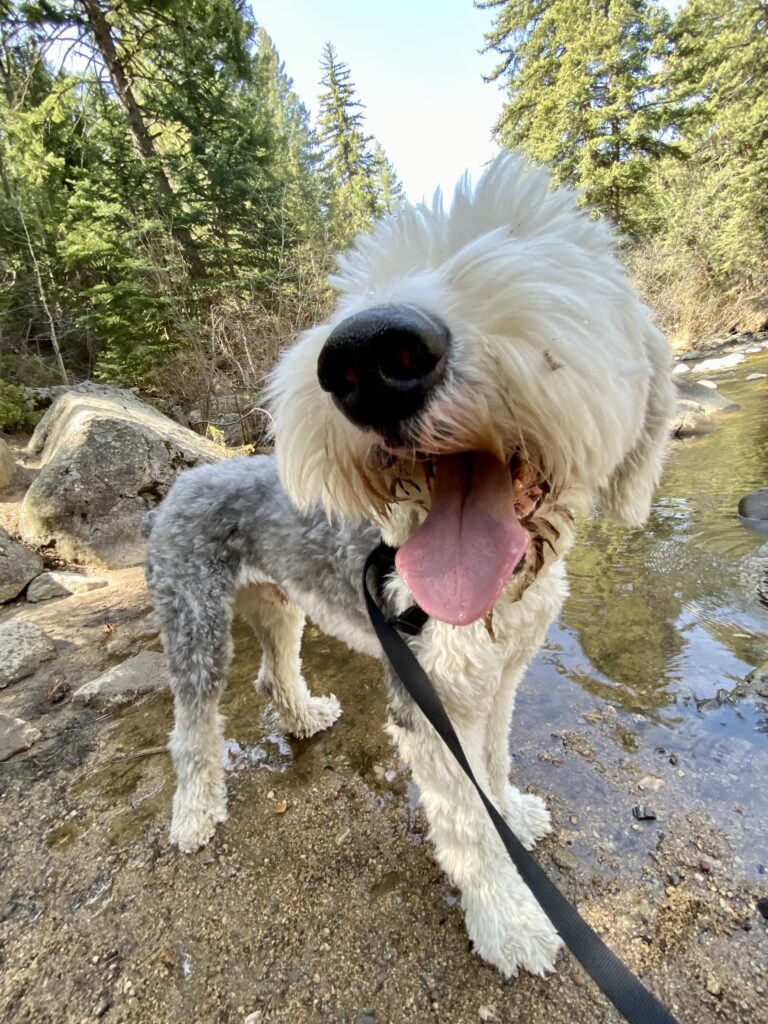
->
[146,155,674,978]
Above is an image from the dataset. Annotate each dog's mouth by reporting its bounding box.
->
[393,451,546,626]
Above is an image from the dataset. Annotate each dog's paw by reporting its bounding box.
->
[502,788,551,850]
[467,890,562,978]
[284,693,342,739]
[170,789,227,854]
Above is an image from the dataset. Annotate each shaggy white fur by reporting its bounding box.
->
[155,153,673,980]
[267,154,673,975]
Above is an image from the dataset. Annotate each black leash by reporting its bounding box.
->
[363,543,679,1024]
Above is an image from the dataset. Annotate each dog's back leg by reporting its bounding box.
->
[153,575,233,854]
[235,583,342,738]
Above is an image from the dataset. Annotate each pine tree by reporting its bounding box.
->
[368,141,403,215]
[665,0,768,283]
[0,1,338,387]
[480,0,681,235]
[317,42,402,243]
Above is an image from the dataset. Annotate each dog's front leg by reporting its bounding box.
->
[389,711,562,977]
[486,661,552,850]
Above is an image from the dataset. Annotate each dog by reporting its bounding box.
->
[145,154,674,978]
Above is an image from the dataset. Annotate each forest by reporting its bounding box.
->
[0,0,765,438]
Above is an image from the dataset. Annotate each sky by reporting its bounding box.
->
[251,0,506,203]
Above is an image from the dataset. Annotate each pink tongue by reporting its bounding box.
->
[395,452,529,626]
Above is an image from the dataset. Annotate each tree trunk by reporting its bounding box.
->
[78,0,206,278]
[17,200,69,384]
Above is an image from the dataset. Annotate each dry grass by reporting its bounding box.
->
[629,242,768,351]
[155,266,334,446]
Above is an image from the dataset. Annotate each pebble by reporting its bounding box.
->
[478,1006,495,1022]
[632,804,657,821]
[552,846,579,872]
[705,976,723,997]
[637,775,664,792]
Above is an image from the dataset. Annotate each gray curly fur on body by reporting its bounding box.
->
[146,455,381,704]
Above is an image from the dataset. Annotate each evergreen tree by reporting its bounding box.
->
[480,0,681,235]
[368,140,403,215]
[317,42,402,244]
[662,0,768,284]
[0,1,335,390]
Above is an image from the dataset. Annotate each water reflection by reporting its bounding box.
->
[562,355,768,716]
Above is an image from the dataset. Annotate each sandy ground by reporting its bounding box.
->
[1,553,766,1024]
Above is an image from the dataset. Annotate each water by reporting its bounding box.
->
[517,353,768,870]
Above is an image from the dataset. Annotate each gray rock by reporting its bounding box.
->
[670,378,739,437]
[25,572,69,603]
[72,651,170,705]
[742,661,768,699]
[746,372,768,381]
[19,383,225,568]
[0,620,56,688]
[25,568,109,602]
[0,713,42,761]
[0,438,15,490]
[552,845,579,872]
[738,488,768,520]
[737,489,768,536]
[0,527,44,603]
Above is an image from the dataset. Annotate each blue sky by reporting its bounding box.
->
[252,1,683,204]
[252,0,505,203]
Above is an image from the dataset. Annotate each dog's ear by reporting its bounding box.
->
[596,329,674,528]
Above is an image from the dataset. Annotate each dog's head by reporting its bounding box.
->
[268,155,673,626]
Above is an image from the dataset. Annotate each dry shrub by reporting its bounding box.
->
[629,241,768,351]
[155,260,334,446]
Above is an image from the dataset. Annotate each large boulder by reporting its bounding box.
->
[0,526,43,603]
[19,384,225,568]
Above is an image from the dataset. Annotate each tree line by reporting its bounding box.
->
[0,0,765,434]
[0,1,399,430]
[481,0,767,338]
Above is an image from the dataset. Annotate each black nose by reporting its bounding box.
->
[317,305,450,433]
